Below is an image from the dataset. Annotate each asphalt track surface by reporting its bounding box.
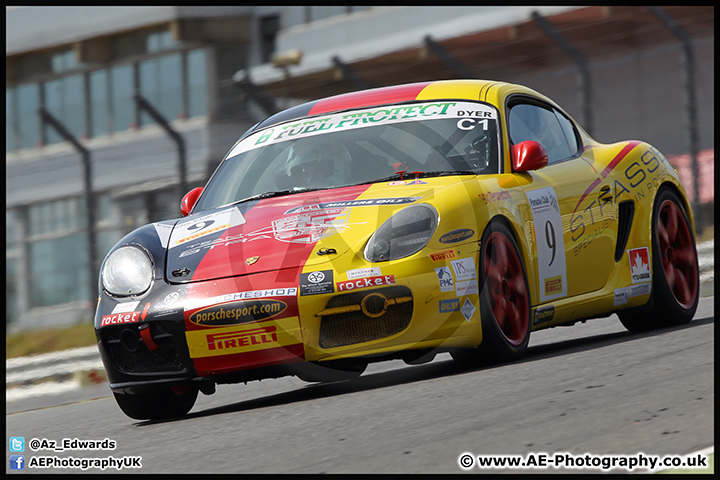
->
[6,296,713,474]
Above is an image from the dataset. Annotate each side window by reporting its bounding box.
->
[508,103,575,164]
[554,110,579,156]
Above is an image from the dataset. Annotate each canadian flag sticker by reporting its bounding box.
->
[627,247,651,284]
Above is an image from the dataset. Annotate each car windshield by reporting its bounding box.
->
[195,100,500,211]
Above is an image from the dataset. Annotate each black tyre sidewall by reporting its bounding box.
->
[649,188,699,325]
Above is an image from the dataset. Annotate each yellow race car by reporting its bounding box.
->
[95,79,699,420]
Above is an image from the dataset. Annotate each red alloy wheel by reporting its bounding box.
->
[657,199,698,309]
[483,232,529,345]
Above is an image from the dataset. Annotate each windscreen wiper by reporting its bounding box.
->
[235,187,328,205]
[234,190,295,204]
[348,170,477,187]
[418,170,475,177]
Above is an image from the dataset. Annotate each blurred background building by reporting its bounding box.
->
[5,6,714,332]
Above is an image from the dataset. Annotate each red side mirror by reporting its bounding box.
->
[180,187,203,217]
[512,140,548,172]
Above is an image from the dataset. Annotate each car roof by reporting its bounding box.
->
[248,79,550,135]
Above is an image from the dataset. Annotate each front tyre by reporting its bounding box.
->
[619,187,699,332]
[113,384,198,420]
[452,221,531,366]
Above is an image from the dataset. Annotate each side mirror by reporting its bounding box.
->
[180,187,203,217]
[512,140,548,172]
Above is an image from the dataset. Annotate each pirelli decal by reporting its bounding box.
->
[186,316,302,358]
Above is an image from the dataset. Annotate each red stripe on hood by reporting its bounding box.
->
[189,184,373,283]
[308,82,433,115]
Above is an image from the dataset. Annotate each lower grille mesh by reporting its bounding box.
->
[319,286,413,348]
[102,322,185,374]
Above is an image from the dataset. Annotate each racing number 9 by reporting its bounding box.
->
[545,220,556,266]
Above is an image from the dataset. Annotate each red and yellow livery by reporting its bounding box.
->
[95,80,699,420]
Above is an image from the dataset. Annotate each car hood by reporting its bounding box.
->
[164,182,450,283]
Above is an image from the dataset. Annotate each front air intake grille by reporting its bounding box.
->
[318,286,413,348]
[102,322,185,374]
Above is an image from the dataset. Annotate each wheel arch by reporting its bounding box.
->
[656,180,697,235]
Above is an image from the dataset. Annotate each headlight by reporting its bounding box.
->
[364,204,438,262]
[102,246,154,296]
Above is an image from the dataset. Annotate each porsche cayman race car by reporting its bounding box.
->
[96,79,699,420]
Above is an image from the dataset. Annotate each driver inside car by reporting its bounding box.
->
[284,138,351,190]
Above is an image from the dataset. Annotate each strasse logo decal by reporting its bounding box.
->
[206,326,278,351]
[628,247,651,284]
[189,299,287,327]
[336,275,395,292]
[100,311,141,327]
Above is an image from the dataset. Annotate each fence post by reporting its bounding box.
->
[134,91,188,199]
[532,11,593,136]
[647,7,702,231]
[39,108,97,308]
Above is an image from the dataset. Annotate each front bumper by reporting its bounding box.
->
[96,247,483,389]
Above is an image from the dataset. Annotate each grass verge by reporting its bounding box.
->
[6,323,97,359]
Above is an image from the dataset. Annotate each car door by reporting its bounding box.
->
[507,97,615,301]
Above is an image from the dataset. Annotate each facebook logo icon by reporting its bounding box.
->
[10,455,25,470]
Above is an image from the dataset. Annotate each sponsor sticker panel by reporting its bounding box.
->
[456,280,479,297]
[429,250,456,261]
[435,267,455,292]
[189,299,288,327]
[184,287,297,312]
[186,316,302,358]
[451,257,477,282]
[439,298,460,313]
[346,267,382,279]
[336,275,396,292]
[460,298,476,322]
[526,186,568,301]
[533,305,555,325]
[627,247,651,284]
[169,207,246,249]
[439,229,475,244]
[299,271,334,296]
[614,287,629,306]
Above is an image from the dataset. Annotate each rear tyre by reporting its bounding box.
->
[113,384,198,420]
[452,221,531,367]
[619,188,699,332]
